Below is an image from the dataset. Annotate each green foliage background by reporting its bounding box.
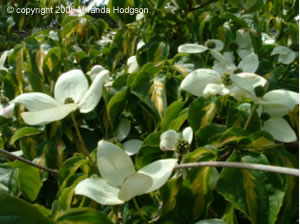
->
[0,0,298,223]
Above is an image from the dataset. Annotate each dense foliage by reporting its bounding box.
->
[0,0,299,223]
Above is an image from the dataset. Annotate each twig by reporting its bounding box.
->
[244,104,257,130]
[0,149,59,175]
[175,161,299,176]
[71,113,94,165]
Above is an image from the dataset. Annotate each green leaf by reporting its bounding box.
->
[43,140,61,169]
[56,175,87,211]
[183,147,218,220]
[129,67,161,123]
[240,131,276,151]
[160,178,195,223]
[10,127,41,145]
[217,151,286,224]
[58,155,89,187]
[137,42,169,67]
[161,101,185,131]
[56,208,112,224]
[9,160,42,201]
[264,148,299,224]
[107,89,128,127]
[188,97,218,133]
[0,164,20,196]
[0,193,53,224]
[196,125,226,146]
[168,110,188,131]
[211,128,247,148]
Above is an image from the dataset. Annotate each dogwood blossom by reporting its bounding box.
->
[14,69,109,125]
[232,75,299,142]
[271,46,296,64]
[160,127,193,151]
[75,140,177,205]
[180,69,266,99]
[178,39,224,54]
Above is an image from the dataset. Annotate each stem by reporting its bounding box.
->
[133,197,147,222]
[204,51,210,67]
[0,149,59,175]
[175,161,299,176]
[70,113,94,164]
[243,103,257,130]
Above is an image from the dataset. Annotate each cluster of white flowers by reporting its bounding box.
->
[176,29,298,143]
[5,63,177,205]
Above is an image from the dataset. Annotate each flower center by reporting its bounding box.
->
[254,86,265,97]
[64,97,75,104]
[222,73,233,86]
[206,41,216,49]
[175,139,190,153]
[261,112,270,121]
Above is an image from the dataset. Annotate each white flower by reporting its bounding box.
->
[211,50,259,76]
[14,69,109,125]
[235,29,254,58]
[160,127,193,151]
[180,69,266,99]
[271,46,296,64]
[0,103,15,119]
[232,76,299,143]
[205,39,224,51]
[178,39,224,54]
[75,140,177,205]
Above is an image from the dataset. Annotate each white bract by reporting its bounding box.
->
[271,46,296,64]
[127,40,145,73]
[14,69,109,125]
[211,50,259,76]
[75,140,177,204]
[160,127,193,151]
[235,29,254,58]
[0,103,15,119]
[123,139,143,156]
[178,39,224,54]
[113,118,131,141]
[232,75,299,143]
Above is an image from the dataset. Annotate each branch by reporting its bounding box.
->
[175,161,299,176]
[0,149,59,176]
